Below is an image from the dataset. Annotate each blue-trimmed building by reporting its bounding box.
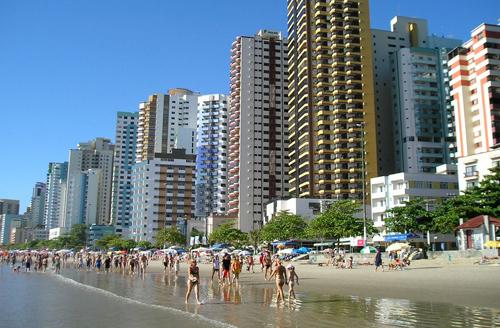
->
[195,94,229,218]
[110,112,138,236]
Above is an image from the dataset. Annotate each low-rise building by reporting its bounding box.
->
[49,227,69,240]
[370,164,459,231]
[456,215,500,250]
[263,198,326,225]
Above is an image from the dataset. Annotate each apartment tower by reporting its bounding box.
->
[287,0,377,201]
[195,94,229,218]
[110,112,138,236]
[227,30,290,232]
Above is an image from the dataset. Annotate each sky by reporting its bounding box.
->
[1,0,499,210]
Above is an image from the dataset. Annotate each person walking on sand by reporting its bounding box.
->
[211,254,221,282]
[221,253,231,286]
[185,259,201,304]
[286,264,299,302]
[264,252,272,280]
[231,255,242,284]
[375,248,384,272]
[269,259,287,304]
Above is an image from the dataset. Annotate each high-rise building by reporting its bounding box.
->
[0,214,23,245]
[227,30,290,232]
[64,138,114,228]
[130,149,196,242]
[448,23,500,158]
[372,17,461,174]
[110,112,138,236]
[448,23,500,190]
[287,0,377,202]
[136,88,199,163]
[43,162,68,230]
[29,182,46,228]
[195,94,229,218]
[0,199,20,216]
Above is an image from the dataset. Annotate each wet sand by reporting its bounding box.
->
[147,258,500,309]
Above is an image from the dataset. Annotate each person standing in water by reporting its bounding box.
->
[287,264,299,302]
[231,255,242,284]
[269,259,287,304]
[221,253,231,286]
[375,248,384,272]
[264,252,272,280]
[185,259,201,304]
[211,254,220,282]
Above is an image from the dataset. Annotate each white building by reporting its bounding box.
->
[195,94,229,218]
[370,164,459,230]
[227,30,289,232]
[49,227,69,240]
[130,149,196,242]
[136,88,199,162]
[457,148,500,191]
[263,198,324,225]
[110,112,138,236]
[64,138,114,228]
[372,16,461,175]
[43,162,68,230]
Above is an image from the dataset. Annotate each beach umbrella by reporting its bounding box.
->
[386,243,410,253]
[484,240,500,248]
[360,246,377,254]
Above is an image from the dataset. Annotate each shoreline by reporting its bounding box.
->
[145,258,500,310]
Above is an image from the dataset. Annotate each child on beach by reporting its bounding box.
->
[231,256,242,284]
[286,264,299,302]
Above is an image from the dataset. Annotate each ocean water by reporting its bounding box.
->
[1,264,499,328]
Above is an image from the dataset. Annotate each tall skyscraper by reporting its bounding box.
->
[136,88,199,163]
[448,23,500,190]
[64,138,114,228]
[227,30,290,232]
[130,149,196,242]
[448,23,500,158]
[372,17,461,174]
[287,0,377,201]
[195,94,229,218]
[43,162,68,230]
[111,112,138,236]
[29,182,47,228]
[0,199,20,216]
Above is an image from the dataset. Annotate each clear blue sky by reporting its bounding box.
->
[1,0,499,210]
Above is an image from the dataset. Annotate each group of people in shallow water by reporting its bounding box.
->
[1,252,62,274]
[184,250,300,304]
[73,252,153,276]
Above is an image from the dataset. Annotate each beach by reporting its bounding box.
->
[2,257,499,327]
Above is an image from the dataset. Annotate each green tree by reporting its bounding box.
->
[155,227,186,248]
[95,234,121,250]
[122,239,137,250]
[69,224,88,247]
[190,228,205,238]
[260,211,307,242]
[307,200,372,243]
[385,198,432,233]
[248,229,262,250]
[209,221,248,247]
[137,240,153,249]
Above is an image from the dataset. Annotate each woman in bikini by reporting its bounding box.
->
[185,259,201,304]
[287,264,299,302]
[269,259,287,304]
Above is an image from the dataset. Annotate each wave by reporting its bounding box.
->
[51,273,237,328]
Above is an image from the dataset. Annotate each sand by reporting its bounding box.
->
[147,257,500,309]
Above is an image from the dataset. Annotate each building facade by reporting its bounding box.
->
[370,164,459,231]
[457,148,500,191]
[29,182,47,228]
[130,149,196,242]
[64,138,114,228]
[227,30,290,232]
[136,88,199,163]
[448,23,500,159]
[0,214,23,245]
[43,162,68,230]
[195,94,229,218]
[287,0,378,202]
[372,16,461,174]
[110,112,138,236]
[264,198,325,225]
[0,199,20,216]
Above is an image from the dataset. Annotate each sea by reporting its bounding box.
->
[1,264,499,328]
